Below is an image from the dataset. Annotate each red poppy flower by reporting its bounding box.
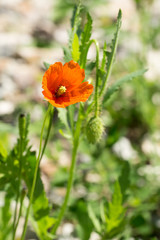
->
[42,60,93,108]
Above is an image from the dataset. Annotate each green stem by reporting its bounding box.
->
[12,127,23,240]
[21,104,53,240]
[81,39,100,117]
[13,190,25,238]
[40,106,54,160]
[51,105,82,235]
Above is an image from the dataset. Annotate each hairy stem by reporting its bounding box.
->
[51,105,82,235]
[21,104,53,240]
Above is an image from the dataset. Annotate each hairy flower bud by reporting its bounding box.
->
[86,117,104,143]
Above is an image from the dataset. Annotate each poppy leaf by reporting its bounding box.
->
[103,68,147,103]
[72,33,80,62]
[100,9,122,96]
[104,181,126,238]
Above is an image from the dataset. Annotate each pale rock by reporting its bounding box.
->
[0,33,32,57]
[0,100,15,115]
[53,27,69,45]
[61,223,74,236]
[86,173,101,183]
[141,136,160,157]
[89,232,100,240]
[0,73,17,98]
[112,137,137,160]
[145,50,160,81]
[58,151,71,167]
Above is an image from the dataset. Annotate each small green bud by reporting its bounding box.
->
[18,113,26,139]
[86,117,104,143]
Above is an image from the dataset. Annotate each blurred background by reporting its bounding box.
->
[0,0,160,239]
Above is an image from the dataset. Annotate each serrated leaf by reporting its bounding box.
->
[100,9,122,96]
[103,68,147,103]
[63,46,72,62]
[112,181,123,206]
[101,41,107,72]
[104,181,126,238]
[106,9,122,71]
[80,13,92,64]
[43,62,51,70]
[72,33,80,62]
[69,2,82,49]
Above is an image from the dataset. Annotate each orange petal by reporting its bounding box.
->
[42,62,63,94]
[62,60,85,91]
[47,82,93,108]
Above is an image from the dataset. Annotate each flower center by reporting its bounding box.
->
[56,86,66,97]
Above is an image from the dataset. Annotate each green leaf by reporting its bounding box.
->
[119,162,130,201]
[23,151,55,239]
[72,33,80,62]
[103,68,147,103]
[88,204,101,233]
[101,41,107,72]
[43,62,51,70]
[112,181,123,206]
[59,129,72,139]
[100,9,122,96]
[73,200,93,240]
[57,108,70,133]
[0,141,7,159]
[63,46,72,62]
[69,2,82,49]
[0,193,12,239]
[104,181,126,238]
[80,13,92,64]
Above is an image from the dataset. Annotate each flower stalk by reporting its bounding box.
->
[21,104,54,240]
[51,104,83,234]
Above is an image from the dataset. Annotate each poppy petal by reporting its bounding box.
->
[62,60,85,91]
[42,62,63,94]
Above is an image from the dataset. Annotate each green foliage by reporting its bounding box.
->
[72,200,93,240]
[23,152,55,239]
[100,9,122,96]
[0,114,55,240]
[119,162,130,201]
[88,180,126,239]
[80,13,92,65]
[72,33,80,62]
[88,204,101,233]
[0,193,12,240]
[104,181,125,238]
[0,141,7,159]
[69,2,82,50]
[103,68,147,103]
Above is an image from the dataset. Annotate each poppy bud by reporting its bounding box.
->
[86,116,104,143]
[18,113,26,139]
